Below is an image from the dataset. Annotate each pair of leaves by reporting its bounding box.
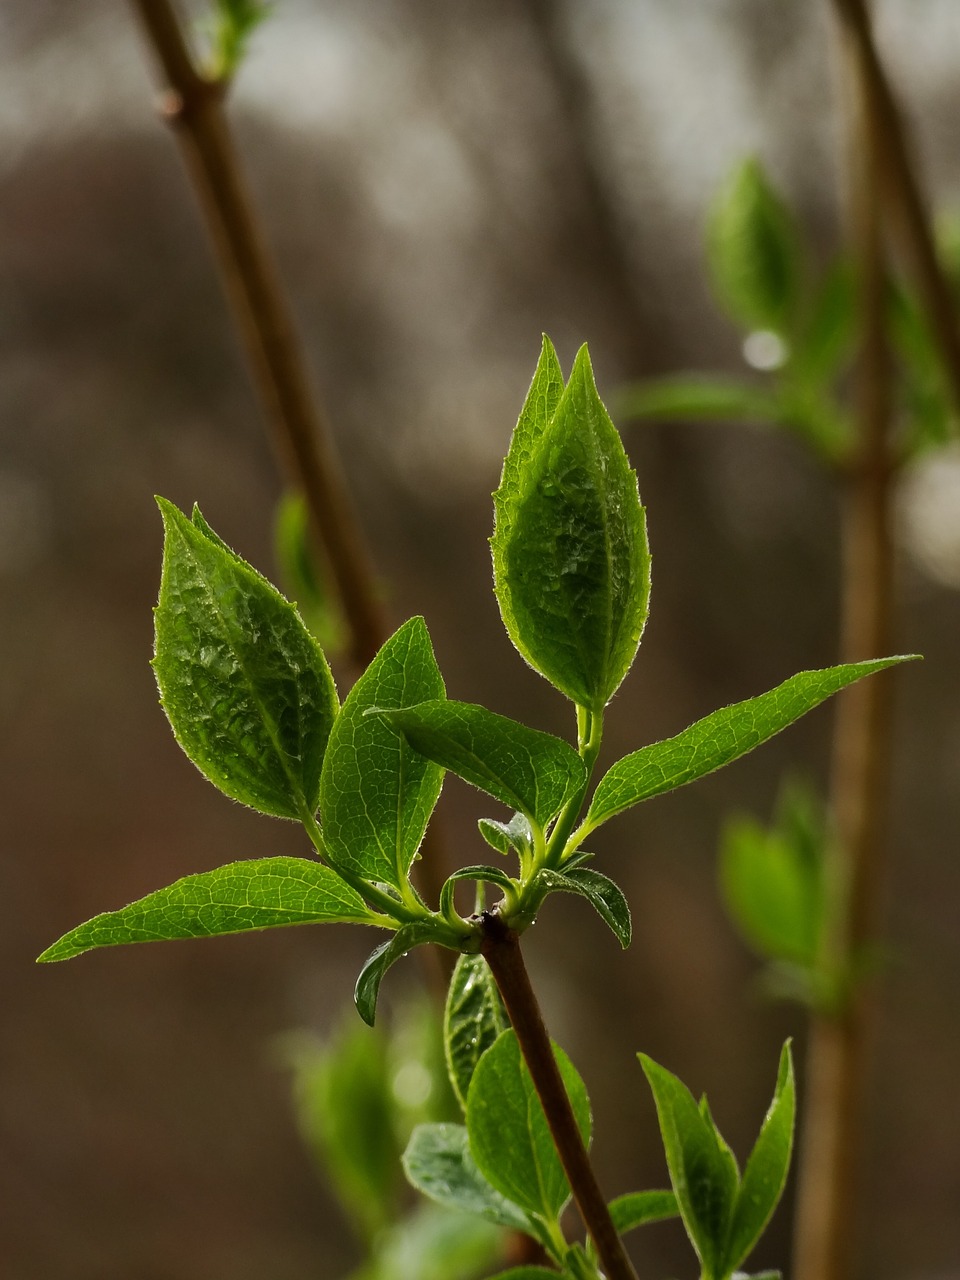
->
[492,338,651,712]
[642,1043,795,1280]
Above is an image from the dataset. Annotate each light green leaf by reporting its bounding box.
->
[320,617,444,892]
[153,498,339,820]
[724,1043,795,1274]
[618,376,781,425]
[707,158,803,333]
[608,1189,680,1234]
[38,857,377,963]
[360,1201,503,1280]
[478,811,534,858]
[467,1028,591,1223]
[273,491,346,654]
[382,700,586,827]
[402,1123,533,1234]
[585,657,916,832]
[493,343,651,711]
[206,0,270,80]
[639,1054,739,1280]
[535,867,632,948]
[444,954,509,1113]
[354,921,440,1026]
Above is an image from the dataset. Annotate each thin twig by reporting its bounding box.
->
[792,18,897,1280]
[130,0,387,669]
[481,913,639,1280]
[831,0,960,416]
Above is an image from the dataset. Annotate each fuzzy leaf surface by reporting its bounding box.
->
[153,498,338,820]
[354,921,439,1026]
[38,858,376,962]
[493,343,651,710]
[444,954,509,1112]
[467,1028,591,1222]
[494,334,565,545]
[724,1043,795,1273]
[478,811,534,858]
[536,867,632,947]
[384,699,586,827]
[320,617,444,891]
[586,658,915,831]
[608,1189,680,1233]
[403,1122,532,1233]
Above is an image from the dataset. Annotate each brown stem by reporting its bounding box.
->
[831,0,960,417]
[792,18,897,1280]
[480,913,638,1280]
[130,0,387,669]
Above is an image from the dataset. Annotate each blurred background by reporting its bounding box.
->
[2,1,959,1277]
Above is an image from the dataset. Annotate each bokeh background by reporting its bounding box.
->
[3,1,959,1277]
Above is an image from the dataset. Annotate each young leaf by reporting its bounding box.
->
[444,953,509,1113]
[367,1201,504,1280]
[535,867,632,948]
[478,811,534,858]
[608,1189,680,1233]
[467,1028,591,1223]
[707,158,803,334]
[154,499,339,821]
[320,617,444,893]
[493,343,651,711]
[382,699,587,827]
[38,857,378,963]
[639,1054,740,1280]
[585,656,916,833]
[618,376,781,425]
[354,921,441,1026]
[724,1043,795,1274]
[273,491,346,654]
[402,1122,533,1234]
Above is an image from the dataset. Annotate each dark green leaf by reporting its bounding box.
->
[382,700,586,827]
[38,858,376,962]
[707,158,803,333]
[536,867,632,948]
[402,1122,533,1233]
[153,498,339,820]
[355,921,440,1026]
[443,866,518,899]
[493,343,651,710]
[724,1043,795,1274]
[640,1054,739,1279]
[467,1028,591,1222]
[585,657,916,832]
[320,617,444,892]
[618,376,781,425]
[444,954,509,1112]
[478,811,534,858]
[608,1189,680,1233]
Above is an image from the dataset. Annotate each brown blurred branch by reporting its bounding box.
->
[130,0,387,670]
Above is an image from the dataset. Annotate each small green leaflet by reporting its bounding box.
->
[153,498,339,821]
[354,921,441,1026]
[535,867,632,948]
[444,954,509,1112]
[467,1028,591,1223]
[381,699,586,828]
[320,617,444,893]
[37,857,378,962]
[607,1189,680,1234]
[585,657,916,833]
[493,342,651,711]
[478,811,534,858]
[402,1123,533,1234]
[640,1043,795,1280]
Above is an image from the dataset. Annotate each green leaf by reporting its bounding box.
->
[287,1019,401,1241]
[206,0,270,80]
[484,1270,561,1280]
[724,1043,795,1274]
[361,1202,503,1280]
[535,867,632,948]
[320,617,444,892]
[382,700,586,827]
[402,1122,533,1234]
[354,921,440,1026]
[38,857,377,962]
[707,158,803,333]
[608,1189,680,1233]
[790,258,856,387]
[639,1054,740,1279]
[478,811,534,858]
[273,491,347,654]
[618,376,781,425]
[444,954,509,1113]
[467,1028,591,1223]
[153,498,339,821]
[493,343,651,711]
[585,657,916,833]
